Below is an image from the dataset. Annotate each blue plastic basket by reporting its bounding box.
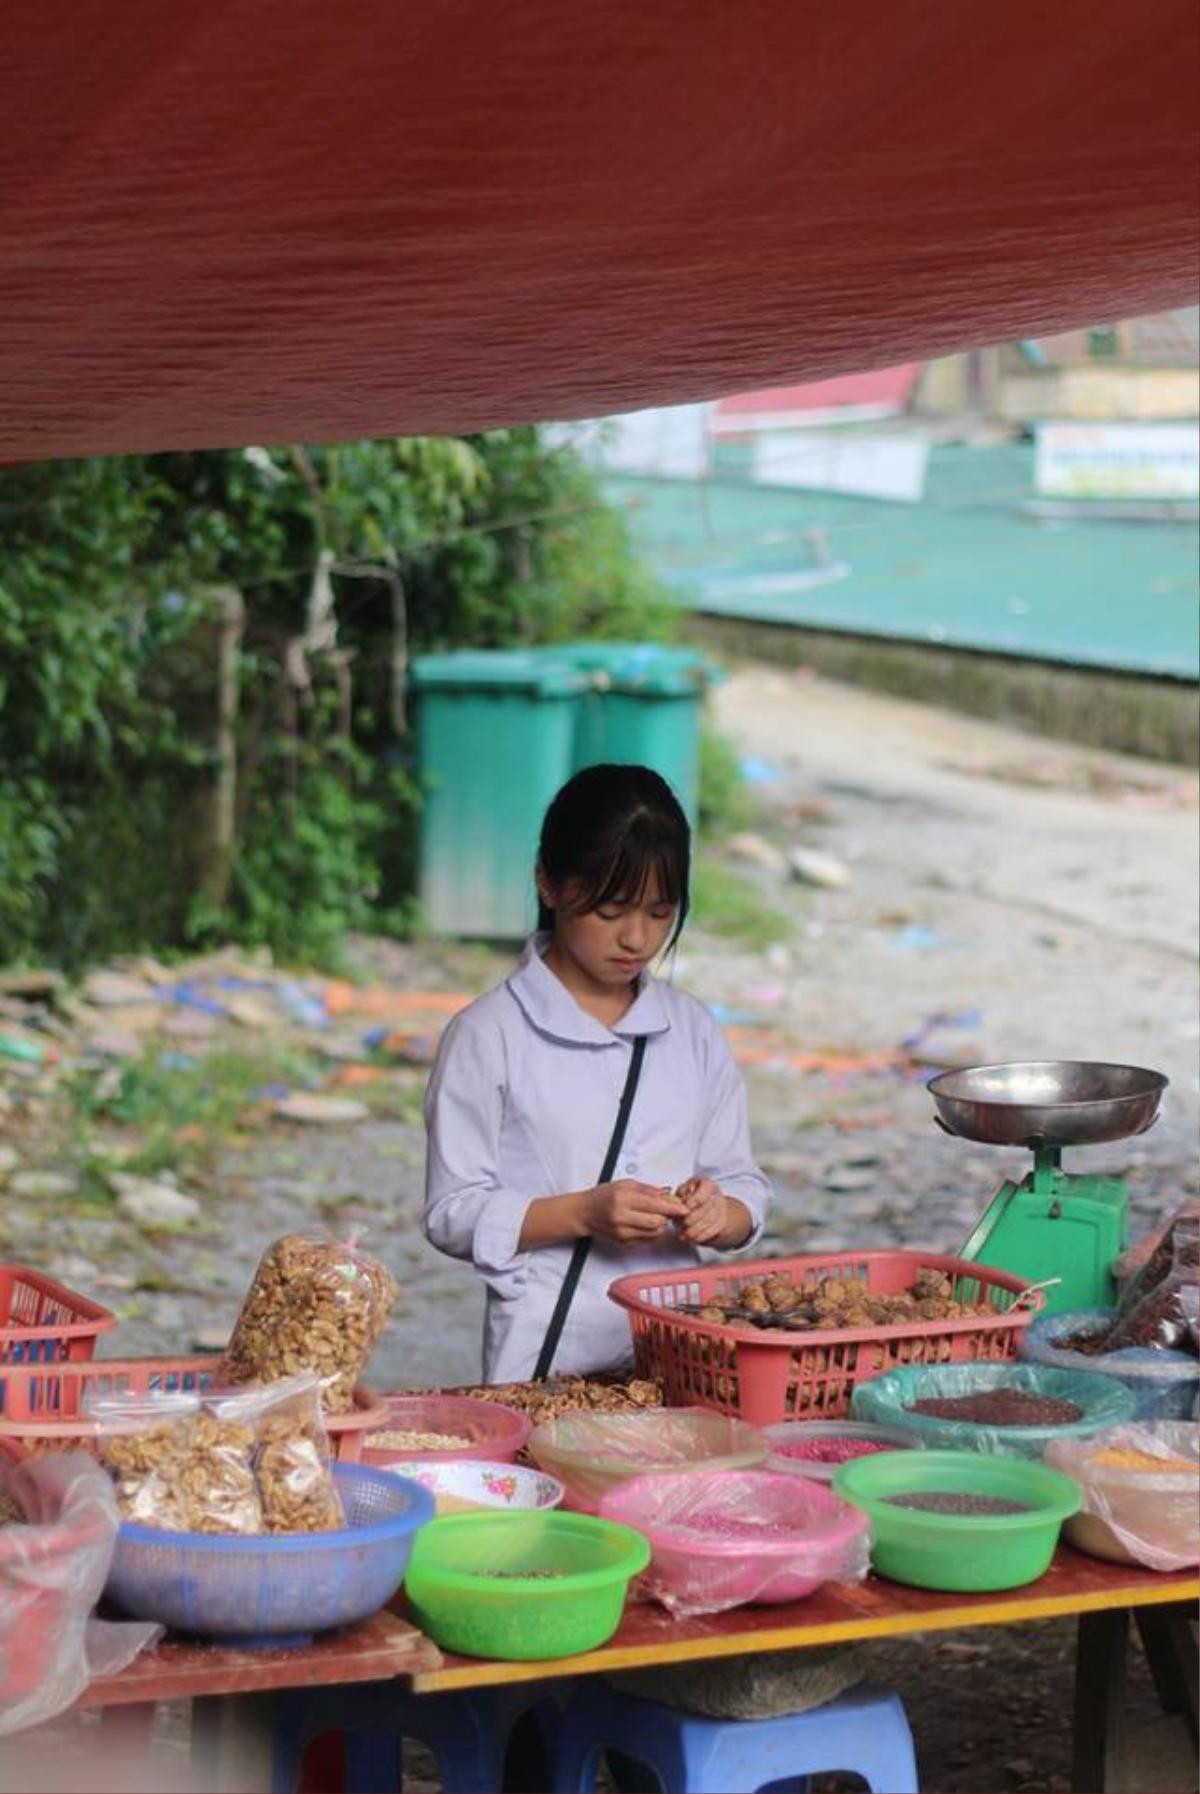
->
[1019,1306,1199,1422]
[106,1463,433,1647]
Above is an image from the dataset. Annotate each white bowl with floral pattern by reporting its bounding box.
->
[388,1458,565,1516]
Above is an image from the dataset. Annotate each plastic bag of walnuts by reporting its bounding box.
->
[95,1375,344,1534]
[211,1375,345,1533]
[96,1392,263,1535]
[222,1232,398,1412]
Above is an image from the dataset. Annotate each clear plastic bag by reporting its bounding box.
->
[528,1407,766,1510]
[97,1392,263,1535]
[96,1376,344,1535]
[213,1374,344,1533]
[1046,1422,1199,1571]
[1107,1214,1200,1354]
[0,1452,160,1736]
[599,1469,870,1616]
[223,1231,398,1411]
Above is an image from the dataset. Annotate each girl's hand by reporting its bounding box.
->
[581,1180,687,1245]
[674,1176,729,1245]
[675,1179,755,1248]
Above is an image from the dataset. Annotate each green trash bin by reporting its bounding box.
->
[411,651,586,937]
[542,643,715,829]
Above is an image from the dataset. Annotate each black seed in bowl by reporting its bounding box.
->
[883,1491,1032,1515]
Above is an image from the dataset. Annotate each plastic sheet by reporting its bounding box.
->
[851,1362,1136,1458]
[1046,1422,1199,1571]
[1107,1214,1200,1354]
[528,1407,766,1511]
[0,1453,160,1736]
[223,1232,397,1412]
[599,1469,869,1616]
[1019,1306,1198,1421]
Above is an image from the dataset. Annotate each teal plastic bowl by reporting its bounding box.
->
[833,1448,1081,1591]
[404,1510,650,1660]
[851,1362,1136,1457]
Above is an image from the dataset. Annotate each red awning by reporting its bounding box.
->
[2,1,1197,460]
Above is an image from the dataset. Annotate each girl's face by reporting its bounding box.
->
[541,870,678,989]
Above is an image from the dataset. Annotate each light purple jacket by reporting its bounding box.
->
[423,936,771,1382]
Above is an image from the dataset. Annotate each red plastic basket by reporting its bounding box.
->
[607,1251,1040,1426]
[0,1264,116,1365]
[0,1356,386,1462]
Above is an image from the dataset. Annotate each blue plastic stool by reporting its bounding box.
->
[552,1680,919,1793]
[272,1681,561,1794]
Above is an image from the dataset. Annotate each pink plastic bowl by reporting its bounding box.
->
[599,1470,869,1610]
[362,1393,531,1466]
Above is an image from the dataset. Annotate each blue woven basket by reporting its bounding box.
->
[106,1463,433,1647]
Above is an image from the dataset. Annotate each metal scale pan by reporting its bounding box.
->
[928,1060,1168,1150]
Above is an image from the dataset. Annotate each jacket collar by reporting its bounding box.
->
[506,933,671,1047]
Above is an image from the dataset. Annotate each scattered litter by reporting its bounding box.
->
[224,994,278,1030]
[276,982,329,1029]
[0,1032,48,1064]
[763,944,791,972]
[743,985,787,1007]
[192,1327,230,1354]
[273,1093,370,1126]
[788,847,851,890]
[886,923,948,952]
[82,971,157,1008]
[726,832,789,876]
[0,1145,20,1178]
[161,1010,219,1041]
[707,1003,776,1028]
[740,756,782,785]
[329,1065,387,1088]
[0,969,60,999]
[901,1011,983,1051]
[322,983,469,1021]
[161,981,229,1018]
[111,1174,202,1230]
[822,1167,877,1194]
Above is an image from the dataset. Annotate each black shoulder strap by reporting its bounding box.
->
[532,1035,648,1382]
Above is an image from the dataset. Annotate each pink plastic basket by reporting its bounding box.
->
[0,1264,116,1365]
[0,1356,385,1462]
[599,1469,869,1610]
[607,1251,1039,1427]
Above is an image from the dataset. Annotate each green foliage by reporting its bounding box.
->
[691,852,791,950]
[0,430,666,968]
[69,1044,323,1180]
[698,723,752,839]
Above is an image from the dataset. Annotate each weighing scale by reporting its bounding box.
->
[927,1060,1169,1316]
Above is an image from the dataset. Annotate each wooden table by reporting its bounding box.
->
[76,1551,1198,1792]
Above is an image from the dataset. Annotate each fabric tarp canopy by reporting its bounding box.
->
[3,0,1197,461]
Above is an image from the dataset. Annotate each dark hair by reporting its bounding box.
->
[537,763,691,946]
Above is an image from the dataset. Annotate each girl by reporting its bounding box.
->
[423,762,771,1383]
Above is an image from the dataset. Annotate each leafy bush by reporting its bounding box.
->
[0,432,674,968]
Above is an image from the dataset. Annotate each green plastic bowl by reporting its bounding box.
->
[404,1510,650,1659]
[832,1448,1081,1592]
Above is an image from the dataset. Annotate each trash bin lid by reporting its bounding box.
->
[542,642,714,695]
[410,651,586,697]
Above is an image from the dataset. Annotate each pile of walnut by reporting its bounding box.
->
[459,1375,663,1428]
[694,1266,992,1332]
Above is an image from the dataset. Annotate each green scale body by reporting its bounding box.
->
[960,1147,1129,1315]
